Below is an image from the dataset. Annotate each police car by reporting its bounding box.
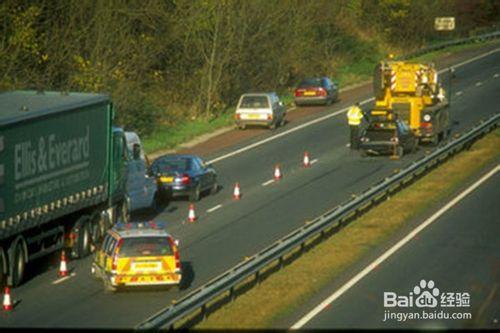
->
[91,221,182,292]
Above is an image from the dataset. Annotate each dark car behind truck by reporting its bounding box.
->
[0,90,130,286]
[359,120,418,158]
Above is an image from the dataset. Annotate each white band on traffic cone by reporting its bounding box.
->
[59,251,68,277]
[188,204,196,222]
[3,287,12,311]
[233,183,241,199]
[274,165,281,180]
[303,152,310,167]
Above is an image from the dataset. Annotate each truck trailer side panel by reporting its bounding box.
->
[0,92,112,240]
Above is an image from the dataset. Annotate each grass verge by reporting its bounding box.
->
[143,39,499,155]
[196,128,500,329]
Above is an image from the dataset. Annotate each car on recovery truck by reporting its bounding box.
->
[0,90,134,287]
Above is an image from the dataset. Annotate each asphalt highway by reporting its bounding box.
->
[299,168,500,329]
[1,46,499,328]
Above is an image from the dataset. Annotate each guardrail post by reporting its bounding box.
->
[279,256,284,269]
[229,286,235,302]
[201,304,207,321]
[255,270,261,284]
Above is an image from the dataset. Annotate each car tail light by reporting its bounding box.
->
[294,89,303,97]
[317,87,327,96]
[174,250,181,272]
[235,113,241,120]
[181,174,190,185]
[267,114,273,120]
[112,239,123,272]
[168,237,182,272]
[421,122,432,128]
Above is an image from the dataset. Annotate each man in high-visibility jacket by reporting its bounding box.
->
[347,102,363,149]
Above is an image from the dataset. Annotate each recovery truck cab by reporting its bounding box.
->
[370,59,450,145]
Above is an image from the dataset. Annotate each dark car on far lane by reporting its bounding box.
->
[294,77,339,106]
[359,120,418,158]
[149,154,218,202]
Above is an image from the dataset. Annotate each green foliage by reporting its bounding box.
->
[1,0,498,138]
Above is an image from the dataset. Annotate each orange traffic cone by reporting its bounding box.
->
[188,204,197,222]
[233,182,241,200]
[3,287,12,311]
[303,151,311,168]
[274,165,282,181]
[58,250,68,277]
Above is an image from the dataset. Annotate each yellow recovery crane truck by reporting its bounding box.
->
[369,58,450,145]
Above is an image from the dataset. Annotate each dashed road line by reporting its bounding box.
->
[262,179,275,186]
[310,159,319,165]
[494,73,499,78]
[455,91,463,96]
[206,204,222,213]
[475,81,483,86]
[52,272,76,285]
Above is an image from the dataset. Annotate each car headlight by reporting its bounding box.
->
[423,114,431,122]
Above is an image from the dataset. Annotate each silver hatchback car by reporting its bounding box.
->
[235,92,286,130]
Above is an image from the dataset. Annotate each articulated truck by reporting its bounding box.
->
[0,90,131,287]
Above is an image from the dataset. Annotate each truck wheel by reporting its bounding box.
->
[9,241,26,287]
[0,247,6,287]
[90,217,102,251]
[72,217,91,259]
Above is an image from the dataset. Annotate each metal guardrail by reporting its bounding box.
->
[401,30,500,60]
[137,112,499,329]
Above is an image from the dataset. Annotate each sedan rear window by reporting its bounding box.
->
[119,237,173,257]
[239,96,269,108]
[298,78,322,88]
[153,158,191,173]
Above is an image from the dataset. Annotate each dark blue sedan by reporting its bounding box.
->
[149,154,218,202]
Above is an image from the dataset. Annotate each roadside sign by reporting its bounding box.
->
[435,17,455,31]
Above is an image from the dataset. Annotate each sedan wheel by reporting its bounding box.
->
[210,180,218,195]
[190,184,201,202]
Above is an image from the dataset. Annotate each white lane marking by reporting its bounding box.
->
[494,73,499,78]
[205,48,500,166]
[441,47,500,73]
[262,179,275,186]
[310,159,319,165]
[206,204,222,213]
[292,164,500,329]
[208,101,372,165]
[52,272,77,285]
[455,91,463,96]
[475,81,483,86]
